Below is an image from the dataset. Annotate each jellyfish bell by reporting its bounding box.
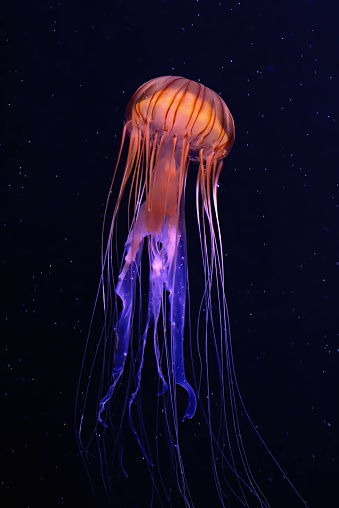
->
[125,76,234,160]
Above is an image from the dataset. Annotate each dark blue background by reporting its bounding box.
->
[1,0,338,506]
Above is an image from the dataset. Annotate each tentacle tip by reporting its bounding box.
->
[98,404,108,427]
[157,381,169,396]
[182,408,196,422]
[98,415,108,428]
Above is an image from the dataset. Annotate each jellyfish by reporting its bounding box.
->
[98,76,234,424]
[77,76,308,508]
